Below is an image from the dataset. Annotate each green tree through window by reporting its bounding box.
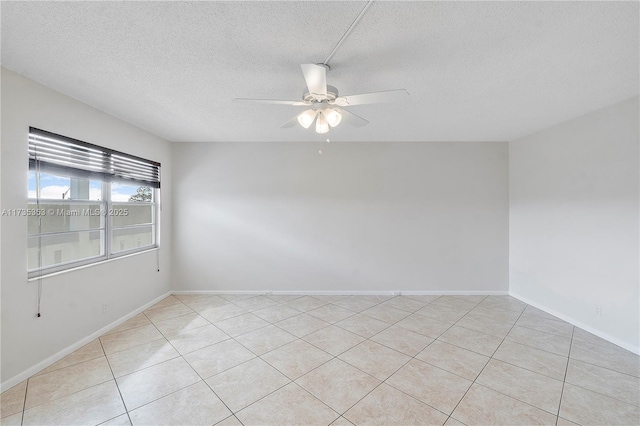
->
[128,186,152,202]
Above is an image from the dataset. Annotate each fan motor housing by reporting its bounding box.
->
[303,85,339,103]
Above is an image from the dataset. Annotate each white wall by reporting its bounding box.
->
[0,68,173,386]
[172,141,509,294]
[509,96,639,353]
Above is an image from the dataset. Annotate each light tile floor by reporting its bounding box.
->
[1,294,639,425]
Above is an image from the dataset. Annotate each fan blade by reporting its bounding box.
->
[300,64,327,97]
[333,89,409,106]
[235,98,309,106]
[280,114,301,128]
[340,108,369,127]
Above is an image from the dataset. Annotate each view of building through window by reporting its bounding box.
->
[28,172,156,276]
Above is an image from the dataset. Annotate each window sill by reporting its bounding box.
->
[27,247,159,281]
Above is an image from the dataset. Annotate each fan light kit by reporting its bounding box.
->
[298,107,342,134]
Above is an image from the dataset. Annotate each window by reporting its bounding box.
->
[28,128,160,278]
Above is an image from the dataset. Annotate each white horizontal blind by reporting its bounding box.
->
[28,128,160,188]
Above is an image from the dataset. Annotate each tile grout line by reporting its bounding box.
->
[374,320,467,421]
[326,296,468,421]
[340,298,532,423]
[479,351,566,382]
[555,326,575,426]
[503,324,639,381]
[340,339,419,417]
[116,309,216,420]
[565,347,640,379]
[103,321,154,338]
[445,301,531,423]
[13,357,116,418]
[211,363,295,420]
[180,296,341,392]
[230,295,424,422]
[98,335,134,426]
[325,295,444,345]
[560,348,640,408]
[229,295,424,339]
[566,356,640,380]
[461,306,610,419]
[431,309,573,382]
[19,377,29,426]
[198,304,341,424]
[265,296,400,355]
[490,323,571,357]
[430,319,639,421]
[457,375,570,418]
[228,414,245,426]
[339,341,444,422]
[511,322,574,340]
[118,302,264,423]
[362,297,569,420]
[197,361,246,425]
[236,379,342,424]
[260,296,478,422]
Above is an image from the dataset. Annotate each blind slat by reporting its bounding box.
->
[28,128,161,188]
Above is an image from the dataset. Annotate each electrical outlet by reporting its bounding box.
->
[103,303,109,314]
[595,305,601,317]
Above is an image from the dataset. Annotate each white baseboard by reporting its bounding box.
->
[0,291,172,392]
[171,290,268,295]
[171,290,510,296]
[400,290,509,296]
[269,290,395,296]
[510,291,640,355]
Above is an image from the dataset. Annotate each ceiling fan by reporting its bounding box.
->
[235,64,409,134]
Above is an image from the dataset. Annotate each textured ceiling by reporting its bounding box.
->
[1,1,638,143]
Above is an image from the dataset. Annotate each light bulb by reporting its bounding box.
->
[324,108,342,127]
[315,112,329,134]
[297,109,316,129]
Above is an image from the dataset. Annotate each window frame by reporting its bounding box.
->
[108,184,158,258]
[27,200,108,276]
[27,129,160,279]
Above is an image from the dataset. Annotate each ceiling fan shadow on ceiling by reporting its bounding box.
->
[235,63,409,134]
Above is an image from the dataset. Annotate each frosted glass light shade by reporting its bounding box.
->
[315,113,329,134]
[297,109,316,129]
[324,108,342,127]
